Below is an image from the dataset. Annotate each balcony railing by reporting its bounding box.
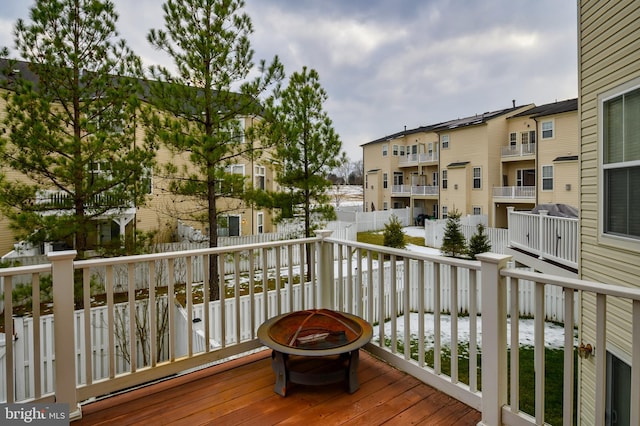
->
[35,189,132,210]
[501,143,536,157]
[493,186,536,199]
[397,152,438,167]
[391,185,438,197]
[507,207,579,269]
[411,185,438,196]
[1,234,639,424]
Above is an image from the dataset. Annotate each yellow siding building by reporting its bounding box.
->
[578,0,640,423]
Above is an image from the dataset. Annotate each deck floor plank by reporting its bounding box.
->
[74,350,481,425]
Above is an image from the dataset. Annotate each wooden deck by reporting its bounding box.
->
[73,350,481,425]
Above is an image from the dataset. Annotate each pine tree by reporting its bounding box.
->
[0,0,152,258]
[145,0,283,300]
[467,223,491,259]
[383,214,406,249]
[257,67,344,278]
[440,209,467,258]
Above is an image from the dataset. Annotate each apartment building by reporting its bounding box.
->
[0,60,277,256]
[362,99,579,228]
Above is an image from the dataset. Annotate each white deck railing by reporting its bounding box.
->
[1,233,639,425]
[507,207,579,270]
[493,186,536,199]
[501,143,536,157]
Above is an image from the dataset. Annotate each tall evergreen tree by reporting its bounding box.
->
[145,0,283,300]
[440,209,467,258]
[258,67,344,278]
[0,0,152,258]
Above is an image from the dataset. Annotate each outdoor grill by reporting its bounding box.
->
[257,309,372,396]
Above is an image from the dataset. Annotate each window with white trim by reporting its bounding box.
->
[441,134,449,149]
[399,146,405,156]
[393,172,403,185]
[602,84,640,239]
[383,201,388,210]
[541,120,554,139]
[257,212,264,234]
[442,169,448,189]
[383,173,388,189]
[432,171,438,186]
[392,145,398,156]
[473,167,482,189]
[382,144,388,156]
[254,165,266,190]
[442,206,448,219]
[542,165,554,190]
[473,206,482,215]
[509,132,517,146]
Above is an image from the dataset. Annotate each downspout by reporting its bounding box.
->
[532,117,539,207]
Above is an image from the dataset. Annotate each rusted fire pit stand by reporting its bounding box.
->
[257,309,373,396]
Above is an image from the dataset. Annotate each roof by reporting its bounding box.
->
[447,161,470,168]
[361,105,527,147]
[511,98,577,119]
[553,155,579,162]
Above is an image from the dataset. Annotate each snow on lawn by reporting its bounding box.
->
[374,312,576,350]
[372,226,577,350]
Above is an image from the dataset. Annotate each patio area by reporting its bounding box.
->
[73,349,480,425]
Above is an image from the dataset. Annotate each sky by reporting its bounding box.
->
[0,0,578,161]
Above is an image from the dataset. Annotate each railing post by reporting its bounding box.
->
[315,230,334,310]
[506,206,514,248]
[538,210,548,260]
[48,250,80,418]
[477,253,512,426]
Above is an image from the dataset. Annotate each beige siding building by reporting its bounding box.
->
[578,0,640,423]
[0,63,277,256]
[363,100,578,229]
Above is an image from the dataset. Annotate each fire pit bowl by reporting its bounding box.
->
[258,309,372,396]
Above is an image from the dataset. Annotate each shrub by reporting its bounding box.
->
[383,214,406,249]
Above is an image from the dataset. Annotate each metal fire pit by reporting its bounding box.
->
[257,309,373,396]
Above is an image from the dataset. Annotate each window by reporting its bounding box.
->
[428,142,433,157]
[473,167,482,189]
[602,84,640,239]
[257,212,264,234]
[509,132,517,146]
[432,171,438,186]
[542,165,554,190]
[473,206,482,215]
[254,165,266,190]
[441,135,449,149]
[442,170,448,189]
[383,201,388,211]
[606,351,631,425]
[383,173,388,189]
[365,174,368,189]
[442,206,448,219]
[541,120,554,139]
[393,172,403,185]
[392,145,398,156]
[218,215,240,237]
[382,144,388,156]
[399,146,405,156]
[433,204,438,219]
[521,132,529,144]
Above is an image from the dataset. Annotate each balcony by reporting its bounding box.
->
[493,186,536,200]
[501,143,536,158]
[391,185,438,197]
[397,152,438,168]
[1,235,639,424]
